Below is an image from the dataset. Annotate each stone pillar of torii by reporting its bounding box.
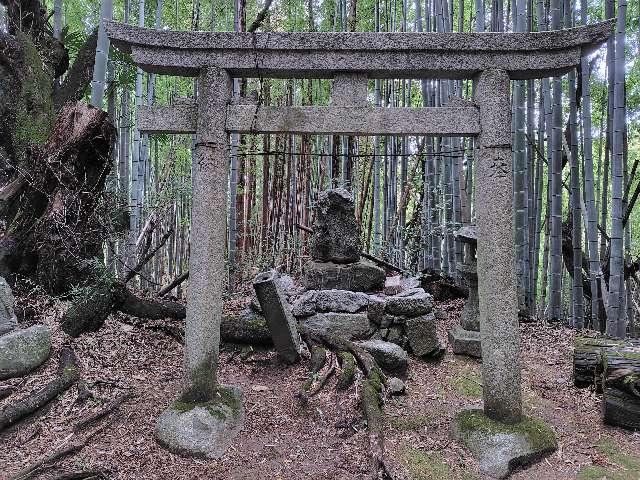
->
[107,19,611,475]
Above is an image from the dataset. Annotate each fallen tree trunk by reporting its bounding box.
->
[157,271,189,297]
[117,308,273,347]
[60,280,186,337]
[572,337,625,388]
[0,345,79,432]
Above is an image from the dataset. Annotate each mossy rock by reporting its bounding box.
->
[452,409,557,479]
[155,385,244,459]
[0,325,52,380]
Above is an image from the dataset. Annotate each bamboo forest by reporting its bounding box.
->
[0,0,639,478]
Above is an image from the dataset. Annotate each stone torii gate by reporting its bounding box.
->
[107,20,611,467]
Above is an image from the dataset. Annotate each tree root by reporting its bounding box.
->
[0,384,17,401]
[0,345,80,432]
[299,327,395,479]
[73,392,134,432]
[8,378,124,479]
[336,351,357,390]
[50,470,110,480]
[9,419,114,480]
[298,347,336,405]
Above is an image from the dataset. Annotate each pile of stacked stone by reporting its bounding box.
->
[304,188,385,292]
[288,188,442,374]
[448,225,481,358]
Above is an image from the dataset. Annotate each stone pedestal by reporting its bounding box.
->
[452,409,557,479]
[155,386,244,459]
[450,261,481,358]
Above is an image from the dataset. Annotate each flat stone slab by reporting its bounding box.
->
[452,409,557,479]
[315,289,371,313]
[155,386,244,459]
[385,288,433,317]
[358,339,408,375]
[449,326,482,358]
[300,312,371,340]
[253,270,301,363]
[304,260,385,292]
[0,325,52,380]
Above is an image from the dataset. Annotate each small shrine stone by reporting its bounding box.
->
[310,189,361,264]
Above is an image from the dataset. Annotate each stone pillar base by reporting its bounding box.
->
[452,409,557,479]
[155,385,244,459]
[448,326,481,358]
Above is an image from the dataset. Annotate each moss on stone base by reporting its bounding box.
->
[172,385,243,421]
[456,409,556,452]
[453,409,557,478]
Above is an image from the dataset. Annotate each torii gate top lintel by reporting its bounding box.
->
[105,19,613,80]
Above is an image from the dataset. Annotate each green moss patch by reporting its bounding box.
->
[14,32,54,155]
[391,414,432,431]
[577,466,616,480]
[336,351,357,390]
[451,370,483,398]
[592,437,640,478]
[403,448,452,480]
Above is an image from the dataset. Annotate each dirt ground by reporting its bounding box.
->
[2,294,640,480]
